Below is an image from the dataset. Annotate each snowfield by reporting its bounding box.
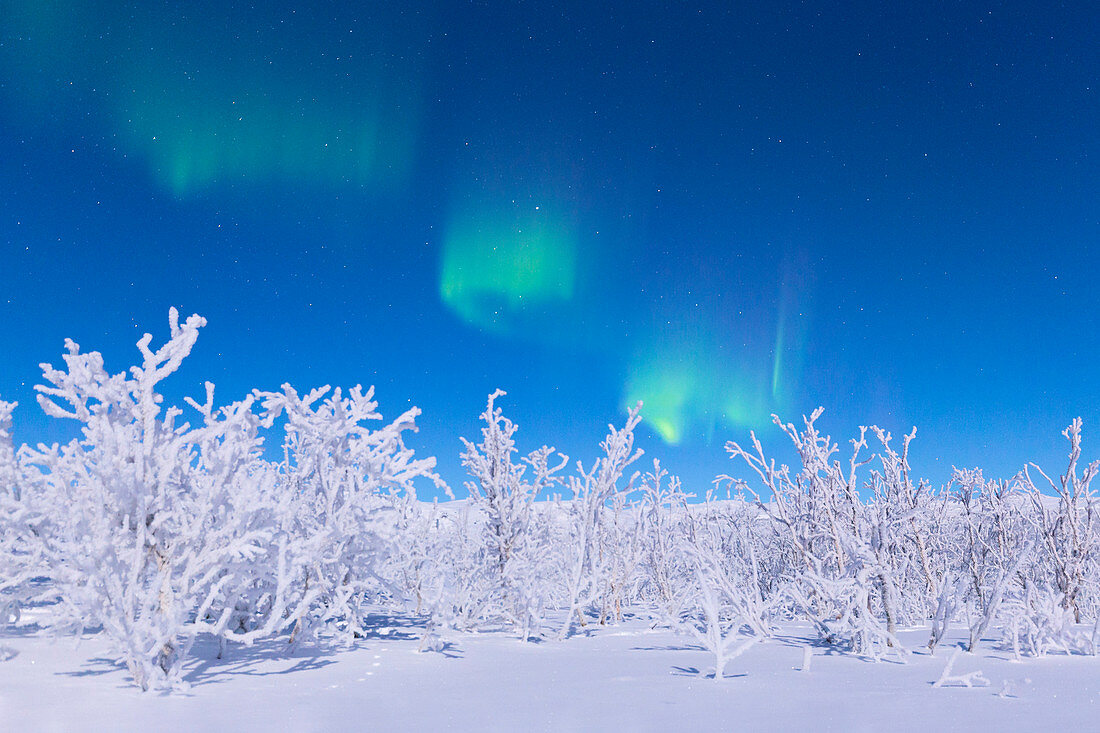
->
[2,612,1097,731]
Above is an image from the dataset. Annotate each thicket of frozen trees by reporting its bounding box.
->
[3,310,1100,689]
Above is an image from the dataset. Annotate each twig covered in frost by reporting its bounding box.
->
[933,649,990,688]
[800,645,813,673]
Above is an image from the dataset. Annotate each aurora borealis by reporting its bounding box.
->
[440,203,577,336]
[2,1,1098,493]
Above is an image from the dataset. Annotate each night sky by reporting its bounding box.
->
[1,1,1097,496]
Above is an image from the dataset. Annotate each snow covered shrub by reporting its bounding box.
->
[0,399,32,624]
[945,467,1031,653]
[11,310,440,689]
[676,490,773,679]
[382,489,444,617]
[17,310,282,689]
[395,393,560,638]
[0,400,17,497]
[636,461,694,618]
[11,307,1100,689]
[685,492,773,639]
[1020,418,1100,625]
[174,385,304,655]
[558,404,644,639]
[725,409,907,658]
[862,426,946,630]
[594,476,645,626]
[450,390,565,637]
[253,382,440,646]
[1003,419,1100,656]
[720,412,1100,662]
[681,553,762,681]
[421,500,493,631]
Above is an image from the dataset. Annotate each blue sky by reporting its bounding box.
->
[1,1,1097,495]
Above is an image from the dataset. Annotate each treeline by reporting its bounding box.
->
[1,311,1098,689]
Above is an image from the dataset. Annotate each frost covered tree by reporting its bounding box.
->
[383,489,444,618]
[0,399,34,625]
[253,382,440,647]
[456,390,565,637]
[681,554,762,681]
[8,309,440,689]
[675,485,773,680]
[864,426,944,625]
[636,461,694,618]
[725,409,905,658]
[0,400,18,499]
[687,491,772,639]
[1021,418,1100,625]
[558,404,644,639]
[945,467,1030,653]
[1002,419,1100,656]
[17,310,279,689]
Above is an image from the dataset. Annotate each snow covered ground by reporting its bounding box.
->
[2,608,1097,732]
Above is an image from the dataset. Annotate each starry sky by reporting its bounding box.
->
[1,1,1097,496]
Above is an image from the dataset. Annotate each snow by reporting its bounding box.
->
[2,612,1098,731]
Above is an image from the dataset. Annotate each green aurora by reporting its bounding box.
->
[440,206,578,336]
[623,334,778,446]
[2,1,422,196]
[438,197,808,445]
[3,0,812,450]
